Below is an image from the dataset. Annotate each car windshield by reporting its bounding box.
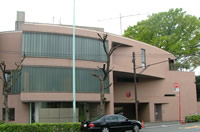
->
[91,115,105,122]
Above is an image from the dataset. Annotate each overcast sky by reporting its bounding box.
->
[1,0,200,74]
[0,0,200,35]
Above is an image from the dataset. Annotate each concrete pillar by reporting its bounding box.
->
[149,102,155,122]
[35,102,41,123]
[29,102,32,124]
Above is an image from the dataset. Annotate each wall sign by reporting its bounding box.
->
[126,91,131,98]
[173,82,180,92]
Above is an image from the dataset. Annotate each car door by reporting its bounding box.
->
[117,115,133,131]
[105,115,120,131]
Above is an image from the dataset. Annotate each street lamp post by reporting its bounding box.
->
[72,0,76,123]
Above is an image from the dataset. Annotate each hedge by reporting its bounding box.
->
[185,115,200,123]
[0,122,81,132]
[0,121,4,125]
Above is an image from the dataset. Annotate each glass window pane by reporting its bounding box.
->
[141,49,146,68]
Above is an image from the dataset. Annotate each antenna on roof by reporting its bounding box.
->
[98,12,149,35]
[52,16,55,24]
[59,17,62,25]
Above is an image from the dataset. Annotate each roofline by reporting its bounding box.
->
[0,31,22,34]
[110,33,175,57]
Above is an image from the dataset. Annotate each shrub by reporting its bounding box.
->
[185,115,200,123]
[0,121,4,125]
[0,122,81,132]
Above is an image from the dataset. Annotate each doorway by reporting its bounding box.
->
[155,104,162,121]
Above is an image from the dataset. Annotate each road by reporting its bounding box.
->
[141,122,200,132]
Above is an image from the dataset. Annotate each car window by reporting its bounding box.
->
[105,116,118,122]
[91,115,104,122]
[117,115,127,121]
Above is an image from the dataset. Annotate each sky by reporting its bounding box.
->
[1,0,200,35]
[1,0,200,74]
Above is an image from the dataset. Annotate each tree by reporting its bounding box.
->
[124,8,200,70]
[0,56,25,123]
[92,33,120,116]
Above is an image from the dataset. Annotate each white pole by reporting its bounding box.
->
[120,13,122,35]
[72,0,76,123]
[29,102,32,124]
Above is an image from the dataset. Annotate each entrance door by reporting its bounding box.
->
[155,104,162,121]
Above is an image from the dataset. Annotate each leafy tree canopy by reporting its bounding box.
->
[124,8,200,70]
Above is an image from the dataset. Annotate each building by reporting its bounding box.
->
[0,12,198,123]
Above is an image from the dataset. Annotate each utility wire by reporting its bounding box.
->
[98,13,149,21]
[136,60,169,70]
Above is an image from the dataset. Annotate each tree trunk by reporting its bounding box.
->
[99,80,105,116]
[3,93,9,123]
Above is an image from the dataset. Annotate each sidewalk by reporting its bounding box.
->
[143,121,180,128]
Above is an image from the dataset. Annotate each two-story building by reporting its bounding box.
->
[0,12,197,123]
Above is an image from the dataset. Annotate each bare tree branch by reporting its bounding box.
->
[92,33,119,116]
[105,83,112,89]
[109,44,121,56]
[8,71,22,91]
[106,69,113,74]
[7,56,26,83]
[0,55,26,123]
[0,61,7,85]
[103,34,108,44]
[92,72,103,81]
[102,64,106,75]
[97,66,102,70]
[98,33,109,56]
[3,62,6,72]
[97,33,103,41]
[103,42,109,56]
[0,64,3,73]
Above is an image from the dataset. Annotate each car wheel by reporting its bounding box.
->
[102,127,109,132]
[133,124,140,132]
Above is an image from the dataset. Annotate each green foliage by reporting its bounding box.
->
[185,115,200,123]
[0,122,81,132]
[0,121,4,125]
[124,8,200,70]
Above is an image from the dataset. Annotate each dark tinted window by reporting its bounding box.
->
[141,49,146,69]
[91,115,105,122]
[2,108,15,121]
[117,115,127,121]
[105,116,118,122]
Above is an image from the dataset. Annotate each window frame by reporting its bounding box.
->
[2,108,15,121]
[141,49,146,69]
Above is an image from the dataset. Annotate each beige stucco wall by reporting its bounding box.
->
[114,71,197,122]
[0,32,29,123]
[0,32,22,69]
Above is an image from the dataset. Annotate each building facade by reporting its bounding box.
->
[0,13,198,123]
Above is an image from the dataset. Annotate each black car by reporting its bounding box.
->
[80,114,142,132]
